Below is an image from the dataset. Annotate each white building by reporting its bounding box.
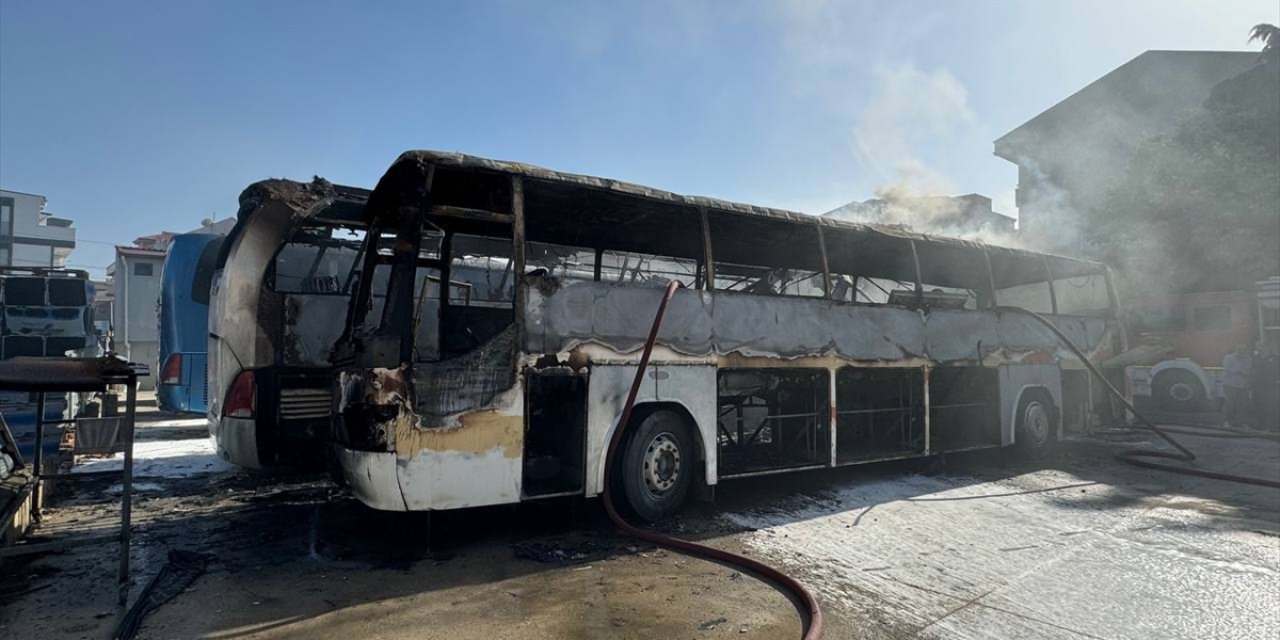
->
[109,238,168,390]
[0,189,77,269]
[106,219,235,389]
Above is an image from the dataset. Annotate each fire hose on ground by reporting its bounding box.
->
[600,281,824,640]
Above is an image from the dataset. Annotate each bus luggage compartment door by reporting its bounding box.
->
[522,371,587,497]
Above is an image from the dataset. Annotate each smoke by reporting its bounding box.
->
[1005,156,1085,255]
[825,190,1023,247]
[823,63,1025,247]
[852,64,973,196]
[768,4,1021,244]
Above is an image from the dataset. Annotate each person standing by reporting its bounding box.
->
[1252,341,1279,431]
[1222,343,1253,428]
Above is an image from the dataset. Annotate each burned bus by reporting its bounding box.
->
[207,179,371,467]
[330,151,1123,521]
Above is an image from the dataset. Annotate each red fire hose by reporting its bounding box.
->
[600,281,823,640]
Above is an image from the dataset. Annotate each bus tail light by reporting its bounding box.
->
[225,370,256,418]
[160,354,183,385]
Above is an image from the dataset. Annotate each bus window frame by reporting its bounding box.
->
[701,208,829,300]
[910,240,996,311]
[1041,255,1115,320]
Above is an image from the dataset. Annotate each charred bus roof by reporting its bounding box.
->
[215,178,371,270]
[235,178,370,226]
[363,150,1107,290]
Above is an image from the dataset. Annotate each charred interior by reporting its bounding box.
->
[717,369,829,476]
[1060,370,1091,433]
[927,366,1001,451]
[523,372,587,496]
[836,367,925,462]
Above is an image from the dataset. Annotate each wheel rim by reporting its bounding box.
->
[1024,401,1050,444]
[1168,382,1195,402]
[642,432,681,496]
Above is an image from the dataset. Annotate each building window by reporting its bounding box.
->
[0,198,13,240]
[1192,305,1231,331]
[1131,305,1185,333]
[133,262,154,277]
[0,247,9,267]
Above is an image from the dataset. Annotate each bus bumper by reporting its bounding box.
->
[335,447,406,511]
[210,416,263,469]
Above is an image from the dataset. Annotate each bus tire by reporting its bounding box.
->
[1151,369,1205,412]
[618,408,693,523]
[1014,390,1056,459]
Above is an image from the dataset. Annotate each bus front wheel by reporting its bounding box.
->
[618,408,693,523]
[1014,390,1057,459]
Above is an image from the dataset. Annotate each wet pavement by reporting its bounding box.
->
[717,436,1280,639]
[1,405,1277,639]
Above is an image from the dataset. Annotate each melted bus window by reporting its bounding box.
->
[824,226,918,306]
[1051,273,1110,317]
[527,242,596,281]
[990,252,1053,313]
[914,242,993,310]
[603,250,699,288]
[707,209,824,297]
[272,226,364,294]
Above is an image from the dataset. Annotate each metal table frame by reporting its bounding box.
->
[0,357,139,607]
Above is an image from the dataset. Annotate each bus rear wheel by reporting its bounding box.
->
[618,408,693,523]
[1014,391,1057,459]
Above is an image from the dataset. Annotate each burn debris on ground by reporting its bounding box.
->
[698,617,728,630]
[510,532,648,564]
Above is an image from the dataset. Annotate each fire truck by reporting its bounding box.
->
[1122,277,1279,412]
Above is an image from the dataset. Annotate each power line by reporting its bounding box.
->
[5,256,108,271]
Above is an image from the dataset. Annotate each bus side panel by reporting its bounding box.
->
[397,444,522,510]
[392,375,525,511]
[655,364,719,485]
[528,280,1112,367]
[584,363,718,497]
[998,364,1063,445]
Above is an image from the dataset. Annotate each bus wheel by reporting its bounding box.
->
[1014,391,1056,459]
[619,409,693,523]
[1151,369,1204,412]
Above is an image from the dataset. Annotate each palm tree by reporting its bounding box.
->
[1249,23,1278,64]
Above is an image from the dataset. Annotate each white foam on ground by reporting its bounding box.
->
[718,468,1280,639]
[137,417,208,428]
[73,437,235,478]
[107,482,164,493]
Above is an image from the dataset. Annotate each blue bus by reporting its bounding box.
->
[157,233,224,414]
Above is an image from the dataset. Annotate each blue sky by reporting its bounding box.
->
[2,0,1277,278]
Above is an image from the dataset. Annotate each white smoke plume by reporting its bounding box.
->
[852,64,973,196]
[827,63,1024,247]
